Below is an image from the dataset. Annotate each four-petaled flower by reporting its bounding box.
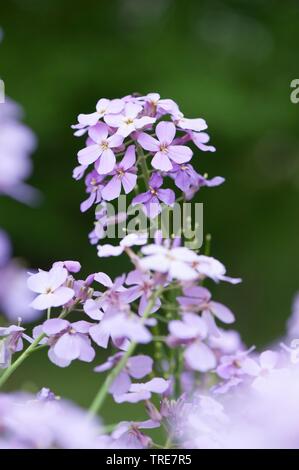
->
[78,122,123,174]
[101,145,137,200]
[137,121,192,171]
[132,172,175,218]
[27,265,74,310]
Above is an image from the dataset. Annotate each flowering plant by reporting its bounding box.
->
[1,92,298,449]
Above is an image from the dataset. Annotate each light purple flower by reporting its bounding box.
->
[0,99,38,204]
[137,121,192,171]
[0,325,25,368]
[52,260,81,273]
[140,244,199,281]
[27,265,74,310]
[35,318,95,367]
[0,391,103,448]
[169,163,224,194]
[111,420,159,449]
[142,93,180,117]
[80,171,105,212]
[174,114,208,132]
[125,269,161,316]
[105,102,155,138]
[168,313,216,372]
[114,378,169,403]
[88,203,127,244]
[97,232,148,258]
[95,353,153,397]
[0,261,37,323]
[215,348,254,381]
[132,172,175,218]
[101,145,137,200]
[241,350,279,389]
[193,255,242,284]
[208,328,244,355]
[177,286,235,336]
[77,122,123,174]
[190,130,216,152]
[89,312,154,349]
[78,98,124,126]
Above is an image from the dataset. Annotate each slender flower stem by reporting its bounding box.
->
[137,145,150,184]
[0,332,46,389]
[87,286,163,417]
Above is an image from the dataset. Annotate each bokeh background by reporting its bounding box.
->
[1,0,299,422]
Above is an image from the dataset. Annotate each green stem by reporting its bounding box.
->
[138,145,150,184]
[0,332,46,389]
[87,286,163,417]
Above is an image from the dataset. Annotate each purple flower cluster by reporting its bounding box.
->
[72,93,223,220]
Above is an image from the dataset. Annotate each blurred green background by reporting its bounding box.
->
[1,0,299,422]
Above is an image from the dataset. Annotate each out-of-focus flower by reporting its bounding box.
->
[95,353,153,397]
[0,99,38,204]
[114,377,169,403]
[177,286,235,336]
[241,350,280,390]
[168,313,216,372]
[0,260,37,322]
[180,361,299,449]
[0,390,103,448]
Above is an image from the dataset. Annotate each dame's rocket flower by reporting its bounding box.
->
[140,244,199,281]
[97,232,148,258]
[77,122,123,174]
[132,172,175,218]
[0,325,26,369]
[169,163,224,194]
[114,377,170,404]
[101,145,137,201]
[78,98,124,126]
[27,265,75,310]
[137,121,192,171]
[177,286,235,336]
[125,269,161,316]
[80,171,105,212]
[94,353,153,397]
[168,313,216,372]
[34,318,95,368]
[193,255,241,284]
[190,130,216,152]
[241,350,280,390]
[111,420,159,449]
[105,102,155,138]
